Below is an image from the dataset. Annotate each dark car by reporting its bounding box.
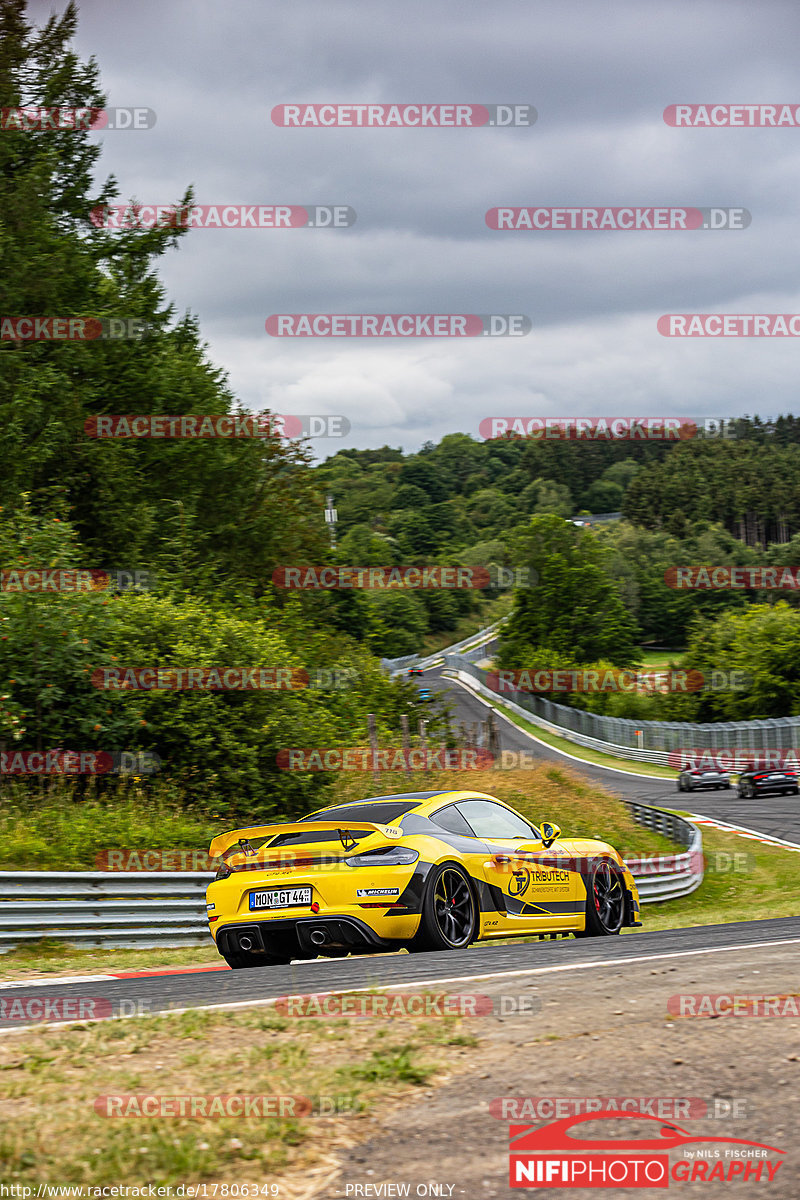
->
[407,667,424,677]
[737,767,799,798]
[677,767,730,792]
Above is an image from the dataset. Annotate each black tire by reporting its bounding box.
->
[574,860,625,937]
[223,951,291,969]
[410,862,477,951]
[676,779,684,791]
[794,789,799,796]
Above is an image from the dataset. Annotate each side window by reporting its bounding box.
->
[456,800,539,840]
[429,804,475,837]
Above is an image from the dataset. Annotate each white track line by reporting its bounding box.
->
[442,673,671,782]
[445,674,800,848]
[0,973,118,989]
[1,935,798,1035]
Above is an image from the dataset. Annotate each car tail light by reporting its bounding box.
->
[344,847,419,867]
[214,863,233,881]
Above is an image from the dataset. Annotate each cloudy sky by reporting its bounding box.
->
[29,0,800,455]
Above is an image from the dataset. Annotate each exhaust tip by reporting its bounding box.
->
[239,935,253,951]
[309,929,327,945]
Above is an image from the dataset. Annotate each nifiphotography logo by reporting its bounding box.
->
[508,1112,784,1188]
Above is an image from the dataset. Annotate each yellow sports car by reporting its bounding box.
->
[206,789,641,968]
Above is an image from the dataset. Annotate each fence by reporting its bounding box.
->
[0,803,703,951]
[445,657,800,767]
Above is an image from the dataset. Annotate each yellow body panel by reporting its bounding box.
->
[206,790,641,959]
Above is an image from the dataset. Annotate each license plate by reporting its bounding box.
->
[249,887,312,910]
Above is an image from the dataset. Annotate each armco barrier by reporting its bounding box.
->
[382,618,504,676]
[621,803,704,902]
[0,872,211,951]
[0,805,702,951]
[443,657,800,768]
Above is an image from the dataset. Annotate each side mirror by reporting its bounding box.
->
[540,821,561,848]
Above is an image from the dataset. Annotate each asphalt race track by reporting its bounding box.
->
[1,917,799,1030]
[2,668,798,1032]
[428,666,800,844]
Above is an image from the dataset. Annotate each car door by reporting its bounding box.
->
[453,798,583,932]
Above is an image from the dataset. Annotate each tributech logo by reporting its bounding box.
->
[508,1112,784,1188]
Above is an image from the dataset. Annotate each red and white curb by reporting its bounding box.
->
[686,813,800,853]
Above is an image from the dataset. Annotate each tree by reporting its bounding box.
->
[498,515,639,666]
[0,0,329,593]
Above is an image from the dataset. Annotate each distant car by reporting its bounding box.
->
[417,686,432,702]
[737,767,799,798]
[677,767,731,792]
[407,667,424,677]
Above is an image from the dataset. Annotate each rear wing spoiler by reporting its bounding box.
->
[209,820,402,860]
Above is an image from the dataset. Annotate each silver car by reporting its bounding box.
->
[677,767,731,792]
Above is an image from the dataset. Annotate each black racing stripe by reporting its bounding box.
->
[507,900,586,916]
[394,861,434,911]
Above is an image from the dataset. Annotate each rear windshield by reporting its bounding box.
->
[300,800,425,824]
[268,829,375,848]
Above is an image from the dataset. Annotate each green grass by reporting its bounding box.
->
[635,648,686,668]
[0,941,222,979]
[0,787,220,870]
[328,765,680,859]
[636,822,800,929]
[0,998,469,1186]
[419,593,511,656]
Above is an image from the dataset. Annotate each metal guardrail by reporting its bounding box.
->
[382,618,505,676]
[0,872,213,951]
[0,804,703,951]
[444,658,799,767]
[621,803,704,902]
